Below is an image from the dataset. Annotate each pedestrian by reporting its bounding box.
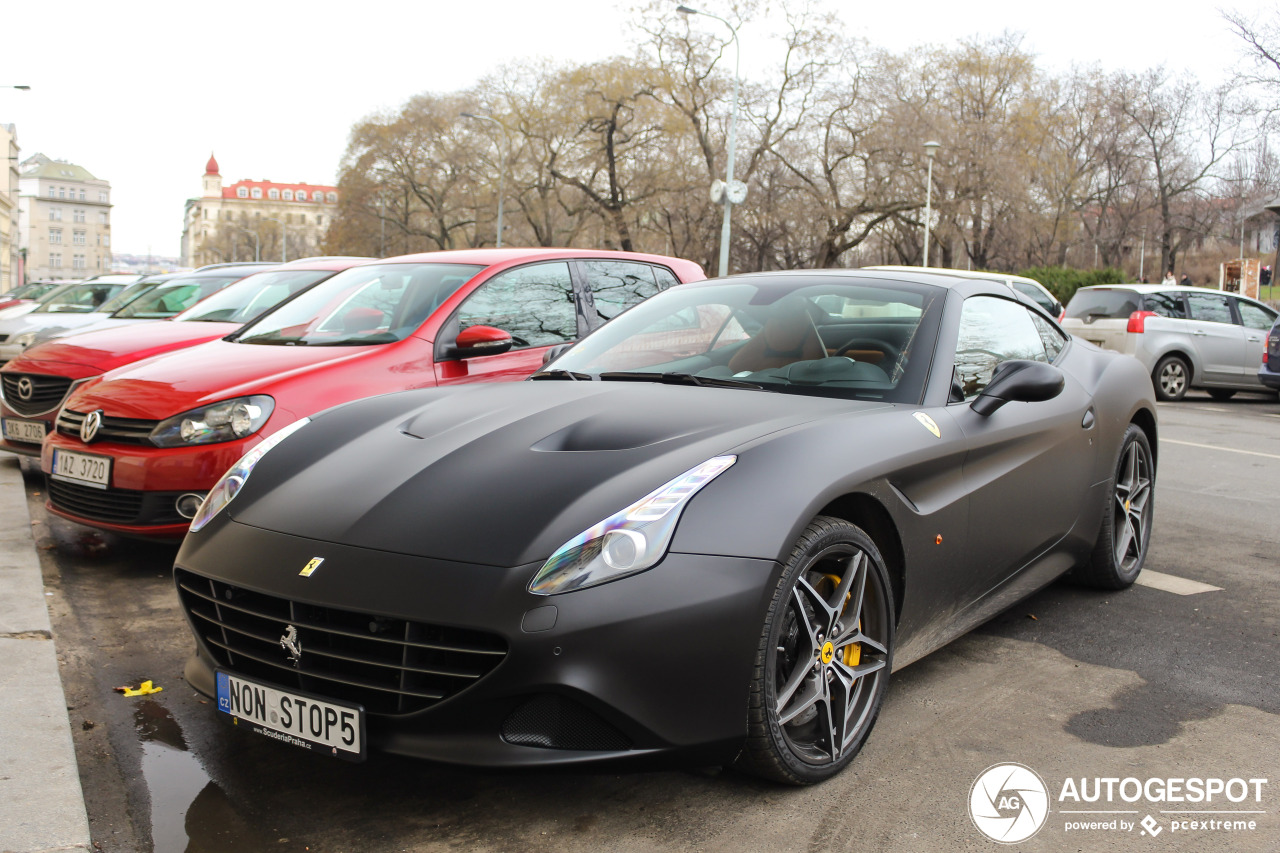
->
[1179,273,1192,287]
[1162,270,1176,286]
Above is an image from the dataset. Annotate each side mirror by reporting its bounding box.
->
[446,324,513,359]
[542,342,574,365]
[971,359,1065,416]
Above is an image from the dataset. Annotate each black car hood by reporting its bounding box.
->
[231,381,888,566]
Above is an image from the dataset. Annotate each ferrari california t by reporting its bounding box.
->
[174,268,1157,784]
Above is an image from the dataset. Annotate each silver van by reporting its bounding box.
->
[1062,284,1278,401]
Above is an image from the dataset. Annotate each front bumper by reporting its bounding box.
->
[176,518,778,768]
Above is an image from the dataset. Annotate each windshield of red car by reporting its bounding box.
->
[233,263,485,346]
[173,269,335,324]
[543,278,944,403]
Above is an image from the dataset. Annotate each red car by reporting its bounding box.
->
[0,258,369,458]
[41,248,704,538]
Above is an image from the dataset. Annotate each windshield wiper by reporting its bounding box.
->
[531,369,594,381]
[598,371,765,390]
[237,334,308,346]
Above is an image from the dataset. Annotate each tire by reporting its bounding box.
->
[1207,388,1236,401]
[1076,424,1155,590]
[1152,355,1189,401]
[738,516,894,785]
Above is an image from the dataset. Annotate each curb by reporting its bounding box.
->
[0,457,92,853]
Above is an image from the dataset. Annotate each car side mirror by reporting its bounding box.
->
[971,359,1065,416]
[542,343,574,365]
[446,324,513,359]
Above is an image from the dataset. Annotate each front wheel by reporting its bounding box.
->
[1152,355,1190,401]
[1076,424,1155,589]
[739,517,894,785]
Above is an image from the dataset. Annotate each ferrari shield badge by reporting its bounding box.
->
[299,557,324,577]
[913,412,941,438]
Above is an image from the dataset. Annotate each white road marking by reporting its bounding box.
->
[1162,438,1280,461]
[1136,570,1222,596]
[1201,406,1229,413]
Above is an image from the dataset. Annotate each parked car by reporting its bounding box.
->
[0,278,157,365]
[174,268,1156,780]
[0,259,368,457]
[42,249,704,538]
[1258,315,1280,393]
[1061,284,1278,401]
[0,281,65,313]
[867,266,1064,317]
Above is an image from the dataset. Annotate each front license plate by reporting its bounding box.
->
[215,671,365,761]
[1,417,46,444]
[50,448,110,488]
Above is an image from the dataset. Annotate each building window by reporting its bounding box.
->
[73,230,86,245]
[74,209,85,223]
[313,191,323,201]
[58,188,66,198]
[49,208,62,221]
[73,254,85,270]
[326,192,337,203]
[50,252,62,268]
[49,228,62,244]
[100,234,110,247]
[282,190,293,201]
[300,214,308,225]
[98,212,108,224]
[99,191,108,203]
[47,187,55,198]
[251,187,262,199]
[79,190,86,200]
[237,187,248,198]
[268,188,279,200]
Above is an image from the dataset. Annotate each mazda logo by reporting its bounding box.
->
[15,377,33,401]
[80,410,103,443]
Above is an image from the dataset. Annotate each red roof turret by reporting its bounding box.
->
[205,153,220,175]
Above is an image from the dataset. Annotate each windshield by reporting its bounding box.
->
[110,275,244,319]
[97,279,167,314]
[545,277,943,403]
[174,269,335,324]
[234,262,485,346]
[32,281,129,314]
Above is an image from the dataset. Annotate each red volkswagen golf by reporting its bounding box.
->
[0,258,371,457]
[42,248,703,538]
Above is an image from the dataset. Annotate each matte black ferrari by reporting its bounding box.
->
[174,269,1157,784]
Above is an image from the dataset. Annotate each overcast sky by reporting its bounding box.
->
[3,0,1271,259]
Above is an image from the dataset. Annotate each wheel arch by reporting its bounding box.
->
[1154,348,1197,383]
[813,492,905,624]
[1130,406,1158,470]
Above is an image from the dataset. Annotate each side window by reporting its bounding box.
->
[1236,300,1277,331]
[1030,313,1068,362]
[583,261,665,322]
[1143,292,1187,319]
[954,296,1049,400]
[1186,293,1233,324]
[456,262,577,349]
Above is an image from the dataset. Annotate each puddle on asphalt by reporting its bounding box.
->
[133,700,265,852]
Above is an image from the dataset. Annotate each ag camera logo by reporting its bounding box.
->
[970,763,1050,843]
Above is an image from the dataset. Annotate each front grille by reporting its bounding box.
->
[502,695,632,751]
[175,570,508,715]
[2,373,74,416]
[48,479,189,525]
[57,408,157,444]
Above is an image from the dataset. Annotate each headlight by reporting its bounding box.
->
[528,455,736,595]
[150,396,276,447]
[188,417,310,532]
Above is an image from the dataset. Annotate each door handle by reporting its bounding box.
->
[1081,407,1096,429]
[1192,330,1207,336]
[1247,336,1262,342]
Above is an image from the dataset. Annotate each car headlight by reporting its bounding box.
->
[149,396,276,447]
[189,417,310,532]
[528,455,736,595]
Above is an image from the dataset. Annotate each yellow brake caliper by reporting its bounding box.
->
[822,573,862,667]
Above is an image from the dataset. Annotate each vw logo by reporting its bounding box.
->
[15,377,33,401]
[80,410,103,444]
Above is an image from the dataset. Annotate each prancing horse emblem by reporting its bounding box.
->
[80,410,104,443]
[280,625,302,667]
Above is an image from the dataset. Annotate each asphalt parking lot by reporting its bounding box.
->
[14,390,1280,853]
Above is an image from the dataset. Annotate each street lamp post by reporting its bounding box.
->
[922,140,940,268]
[677,4,741,277]
[460,112,507,248]
[263,217,286,262]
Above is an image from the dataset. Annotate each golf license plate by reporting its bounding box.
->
[50,448,110,488]
[216,671,365,761]
[1,417,45,444]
